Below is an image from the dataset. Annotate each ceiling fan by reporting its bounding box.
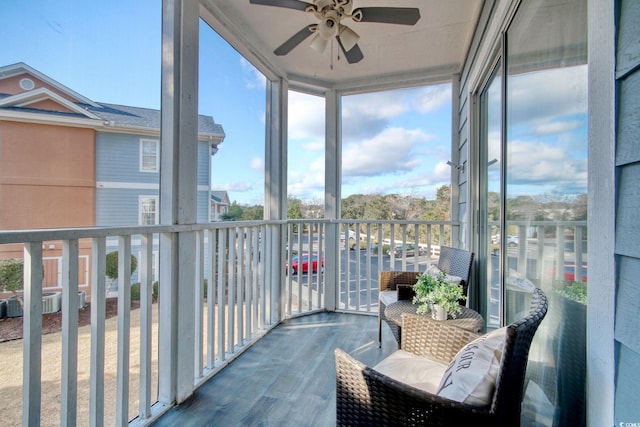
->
[249,0,421,64]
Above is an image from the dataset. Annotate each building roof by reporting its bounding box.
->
[211,191,230,205]
[0,62,225,140]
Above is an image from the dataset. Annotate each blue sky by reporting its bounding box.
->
[1,1,587,206]
[1,0,453,207]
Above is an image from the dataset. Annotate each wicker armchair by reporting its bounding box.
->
[336,288,548,427]
[378,246,474,345]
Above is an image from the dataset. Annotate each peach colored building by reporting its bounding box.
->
[0,63,224,298]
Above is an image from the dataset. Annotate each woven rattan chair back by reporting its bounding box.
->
[436,246,474,296]
[490,287,548,425]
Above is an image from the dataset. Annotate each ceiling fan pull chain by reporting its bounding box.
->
[330,39,335,70]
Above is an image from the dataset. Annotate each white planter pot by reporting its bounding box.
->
[431,304,447,321]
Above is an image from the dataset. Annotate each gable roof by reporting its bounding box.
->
[0,63,225,140]
[211,191,230,205]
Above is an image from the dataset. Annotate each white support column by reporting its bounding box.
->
[587,0,616,425]
[324,89,341,311]
[264,78,288,323]
[450,75,461,248]
[159,0,199,405]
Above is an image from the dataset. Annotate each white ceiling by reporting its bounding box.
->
[200,0,484,94]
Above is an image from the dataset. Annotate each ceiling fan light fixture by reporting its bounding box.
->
[310,33,329,53]
[338,24,359,51]
[318,15,339,39]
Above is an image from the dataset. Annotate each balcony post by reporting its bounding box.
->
[159,0,199,405]
[324,90,341,311]
[265,78,288,323]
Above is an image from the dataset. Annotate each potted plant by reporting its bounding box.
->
[412,271,466,320]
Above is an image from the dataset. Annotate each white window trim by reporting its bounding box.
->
[139,138,159,173]
[138,195,159,225]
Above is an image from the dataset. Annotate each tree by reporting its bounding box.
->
[242,205,264,220]
[222,201,244,221]
[0,259,25,305]
[105,251,138,295]
[0,259,44,307]
[287,197,303,219]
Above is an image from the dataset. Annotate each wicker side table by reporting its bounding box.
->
[384,300,483,345]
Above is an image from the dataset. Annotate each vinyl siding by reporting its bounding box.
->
[96,188,158,226]
[96,134,212,225]
[614,0,640,422]
[96,132,160,184]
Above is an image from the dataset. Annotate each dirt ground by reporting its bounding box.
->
[0,298,157,427]
[0,298,137,343]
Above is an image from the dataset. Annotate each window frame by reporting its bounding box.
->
[139,138,159,172]
[138,195,159,225]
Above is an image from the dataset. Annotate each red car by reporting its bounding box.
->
[547,263,588,282]
[285,253,324,275]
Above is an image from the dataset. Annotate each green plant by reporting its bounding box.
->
[0,259,44,308]
[105,251,138,295]
[131,282,159,302]
[557,281,587,304]
[412,271,466,318]
[0,259,24,302]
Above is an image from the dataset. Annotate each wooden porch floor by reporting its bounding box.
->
[152,311,397,427]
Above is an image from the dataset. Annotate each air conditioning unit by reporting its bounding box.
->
[5,292,62,317]
[42,292,62,314]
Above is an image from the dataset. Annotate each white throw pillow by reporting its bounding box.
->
[425,264,463,285]
[436,327,507,406]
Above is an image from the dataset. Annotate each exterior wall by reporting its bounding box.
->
[0,121,95,230]
[96,132,160,185]
[96,133,211,225]
[613,0,640,422]
[0,72,80,103]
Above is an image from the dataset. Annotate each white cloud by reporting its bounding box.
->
[250,157,263,172]
[508,140,587,185]
[240,57,266,89]
[509,65,587,125]
[217,181,254,192]
[535,120,582,135]
[288,91,325,140]
[342,127,431,177]
[413,84,450,113]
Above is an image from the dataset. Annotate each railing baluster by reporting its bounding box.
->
[116,236,131,427]
[139,233,153,419]
[194,230,204,379]
[227,229,236,353]
[236,228,244,344]
[217,228,226,362]
[61,239,79,426]
[90,237,106,427]
[23,242,43,427]
[207,229,216,368]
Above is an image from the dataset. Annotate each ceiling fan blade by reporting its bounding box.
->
[336,37,363,64]
[274,25,315,56]
[249,0,310,11]
[355,7,421,25]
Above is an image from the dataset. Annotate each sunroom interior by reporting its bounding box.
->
[0,0,598,425]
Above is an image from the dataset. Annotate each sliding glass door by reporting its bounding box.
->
[477,0,587,425]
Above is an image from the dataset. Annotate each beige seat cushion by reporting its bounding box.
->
[374,350,449,394]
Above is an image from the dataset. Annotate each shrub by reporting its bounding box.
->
[105,251,138,294]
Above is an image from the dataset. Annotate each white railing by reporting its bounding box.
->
[0,218,457,426]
